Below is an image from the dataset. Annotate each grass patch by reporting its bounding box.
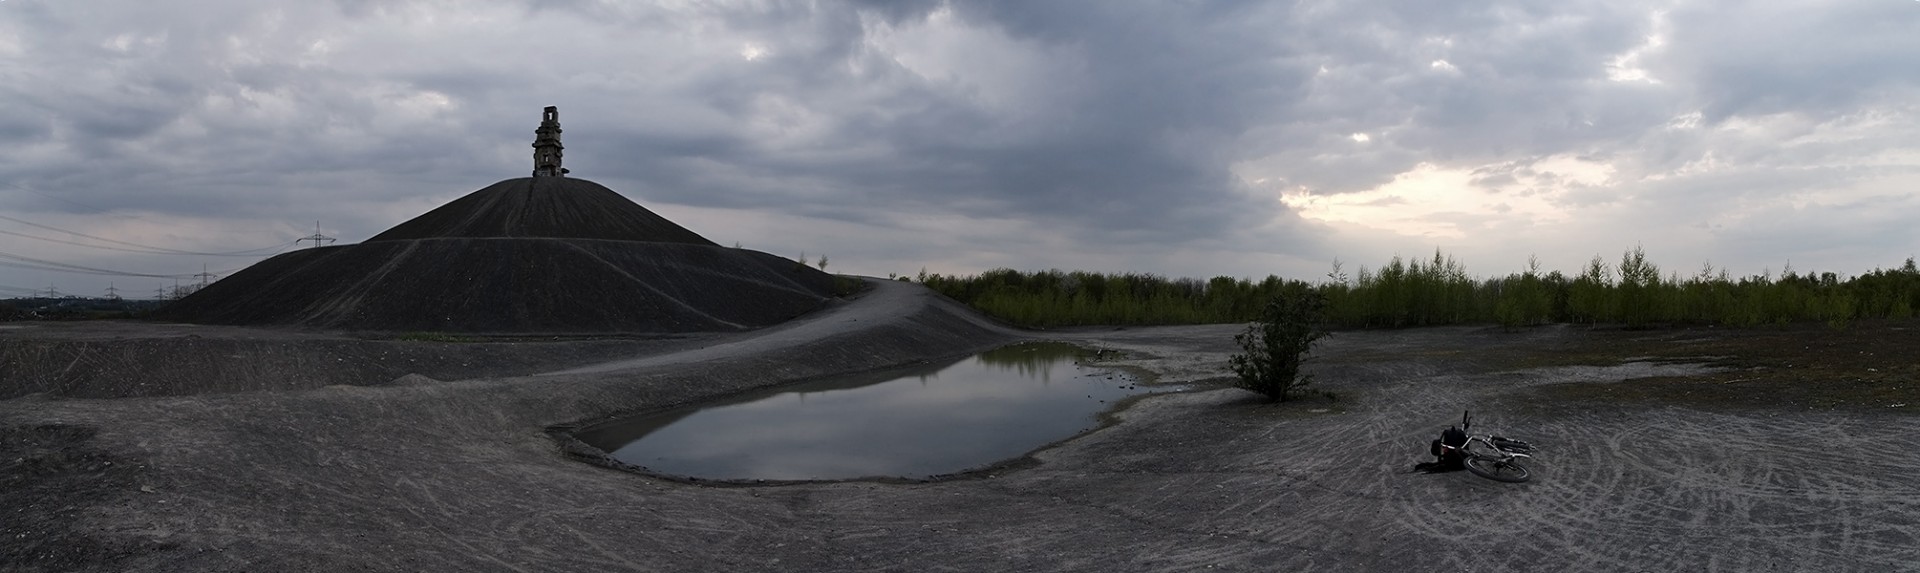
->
[1525,321,1920,412]
[832,275,870,297]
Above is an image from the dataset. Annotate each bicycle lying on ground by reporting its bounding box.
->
[1430,411,1537,483]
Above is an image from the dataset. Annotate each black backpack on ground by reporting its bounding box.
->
[1430,425,1468,464]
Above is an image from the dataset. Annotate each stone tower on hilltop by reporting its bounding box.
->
[532,106,567,177]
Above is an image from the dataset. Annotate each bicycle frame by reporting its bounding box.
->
[1460,435,1531,463]
[1440,411,1537,483]
[1452,411,1534,461]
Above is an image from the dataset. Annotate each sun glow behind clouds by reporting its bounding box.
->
[1280,156,1614,239]
[1606,10,1667,84]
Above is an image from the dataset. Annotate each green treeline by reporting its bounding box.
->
[912,247,1920,329]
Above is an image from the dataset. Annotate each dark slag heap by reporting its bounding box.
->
[155,107,839,333]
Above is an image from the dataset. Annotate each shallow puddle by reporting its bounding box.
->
[575,342,1153,481]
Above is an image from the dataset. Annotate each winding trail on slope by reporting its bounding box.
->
[541,278,1017,376]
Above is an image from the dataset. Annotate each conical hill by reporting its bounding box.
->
[156,177,839,334]
[368,177,716,245]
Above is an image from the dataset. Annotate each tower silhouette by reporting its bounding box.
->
[532,106,567,177]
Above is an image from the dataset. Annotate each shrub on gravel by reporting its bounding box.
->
[1228,285,1330,402]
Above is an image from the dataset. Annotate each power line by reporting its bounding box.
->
[0,226,296,256]
[0,213,293,257]
[0,260,190,278]
[0,249,203,278]
[1,181,300,256]
[1,181,148,221]
[0,244,257,279]
[0,182,317,286]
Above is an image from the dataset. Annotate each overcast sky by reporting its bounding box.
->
[2,0,1916,298]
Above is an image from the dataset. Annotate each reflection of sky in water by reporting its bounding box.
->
[585,343,1148,480]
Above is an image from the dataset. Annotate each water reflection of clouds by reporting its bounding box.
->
[601,343,1144,480]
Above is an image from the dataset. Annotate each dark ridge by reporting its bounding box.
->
[154,239,837,333]
[367,177,716,245]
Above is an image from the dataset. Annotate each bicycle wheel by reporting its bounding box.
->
[1464,456,1532,483]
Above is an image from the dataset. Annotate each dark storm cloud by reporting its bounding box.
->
[558,0,1318,248]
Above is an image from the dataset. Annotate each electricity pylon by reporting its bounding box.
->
[298,221,336,248]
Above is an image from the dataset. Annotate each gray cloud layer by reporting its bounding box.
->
[1,0,1915,296]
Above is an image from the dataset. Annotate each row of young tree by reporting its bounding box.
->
[911,247,1920,329]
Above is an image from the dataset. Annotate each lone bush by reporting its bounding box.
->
[1228,286,1330,402]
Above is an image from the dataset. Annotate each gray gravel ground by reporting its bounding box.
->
[4,279,1917,572]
